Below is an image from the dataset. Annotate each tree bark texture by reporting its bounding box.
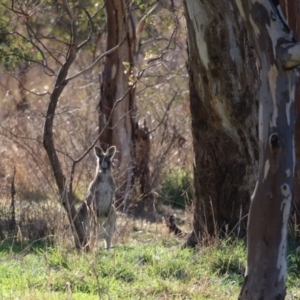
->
[279,0,300,233]
[236,1,299,299]
[134,121,154,214]
[184,0,259,245]
[99,0,138,209]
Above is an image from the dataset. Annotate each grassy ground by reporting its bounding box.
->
[0,220,299,300]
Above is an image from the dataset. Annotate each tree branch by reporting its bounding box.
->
[136,0,169,52]
[66,41,124,82]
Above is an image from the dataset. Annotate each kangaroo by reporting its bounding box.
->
[165,215,185,237]
[78,146,117,250]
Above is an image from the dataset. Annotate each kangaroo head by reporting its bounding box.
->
[94,146,116,174]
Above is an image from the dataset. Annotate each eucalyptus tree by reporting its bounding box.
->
[279,0,300,233]
[183,0,259,245]
[236,0,300,298]
[184,0,300,297]
[98,0,170,212]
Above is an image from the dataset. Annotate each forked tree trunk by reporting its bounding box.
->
[99,0,138,210]
[183,0,259,246]
[43,2,88,250]
[236,1,300,298]
[43,51,88,250]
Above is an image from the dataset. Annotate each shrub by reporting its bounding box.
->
[160,169,193,208]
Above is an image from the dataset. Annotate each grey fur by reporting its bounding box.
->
[78,146,117,250]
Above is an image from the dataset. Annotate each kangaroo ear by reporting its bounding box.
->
[107,146,116,159]
[94,146,104,158]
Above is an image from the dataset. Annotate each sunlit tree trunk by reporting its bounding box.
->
[98,0,138,209]
[183,0,259,246]
[99,1,165,213]
[236,1,300,298]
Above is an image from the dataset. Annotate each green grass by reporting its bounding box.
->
[160,169,193,208]
[0,236,299,299]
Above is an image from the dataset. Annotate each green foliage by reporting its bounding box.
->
[0,0,106,71]
[286,246,300,291]
[160,169,193,208]
[286,229,300,287]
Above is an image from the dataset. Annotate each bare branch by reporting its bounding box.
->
[140,36,168,51]
[5,72,50,97]
[149,92,177,134]
[9,0,29,16]
[43,0,79,195]
[11,30,58,75]
[136,0,169,51]
[76,0,94,51]
[0,125,43,144]
[24,21,63,67]
[66,40,124,82]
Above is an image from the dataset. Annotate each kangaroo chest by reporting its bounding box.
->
[93,179,114,216]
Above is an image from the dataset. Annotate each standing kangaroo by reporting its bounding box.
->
[78,146,116,250]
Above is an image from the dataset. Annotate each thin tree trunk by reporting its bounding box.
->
[9,167,16,233]
[43,57,88,250]
[183,0,259,246]
[134,121,155,215]
[236,1,300,298]
[43,2,88,250]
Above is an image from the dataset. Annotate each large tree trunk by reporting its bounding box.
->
[280,0,300,233]
[236,1,300,298]
[98,0,138,210]
[99,1,165,214]
[183,0,259,246]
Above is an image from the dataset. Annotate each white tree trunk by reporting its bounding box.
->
[280,0,300,233]
[236,1,300,298]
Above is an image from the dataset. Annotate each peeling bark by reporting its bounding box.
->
[235,1,299,298]
[184,0,259,244]
[280,0,300,235]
